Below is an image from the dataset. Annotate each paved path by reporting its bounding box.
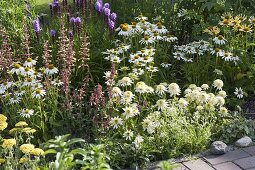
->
[173,146,255,170]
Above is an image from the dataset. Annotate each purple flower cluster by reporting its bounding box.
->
[95,0,117,32]
[49,0,60,16]
[70,17,82,35]
[33,18,40,40]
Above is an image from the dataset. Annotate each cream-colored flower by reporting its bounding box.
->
[168,83,181,96]
[156,99,169,110]
[20,144,35,154]
[2,139,16,149]
[213,79,224,90]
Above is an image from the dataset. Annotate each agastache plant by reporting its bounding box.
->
[32,18,40,40]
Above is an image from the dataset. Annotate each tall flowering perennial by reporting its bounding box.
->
[95,0,117,32]
[32,18,40,40]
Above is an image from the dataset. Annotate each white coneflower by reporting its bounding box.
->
[135,82,147,94]
[156,99,169,110]
[201,84,209,90]
[123,129,134,140]
[151,31,163,40]
[173,51,185,60]
[133,68,144,75]
[218,90,227,98]
[45,64,59,75]
[121,91,135,104]
[213,35,226,45]
[133,135,144,149]
[153,23,168,34]
[163,34,178,42]
[111,56,121,63]
[118,24,131,37]
[213,79,224,90]
[104,71,112,79]
[118,77,133,86]
[222,52,233,62]
[23,57,37,67]
[155,84,167,95]
[219,107,228,115]
[112,87,122,97]
[14,91,25,97]
[32,88,46,99]
[198,92,209,104]
[128,73,139,81]
[0,85,6,95]
[168,83,181,96]
[11,63,25,75]
[234,87,244,99]
[23,77,36,87]
[146,66,158,72]
[19,109,34,118]
[160,63,172,68]
[23,67,35,76]
[215,96,225,106]
[142,118,152,130]
[51,79,64,86]
[210,47,224,57]
[122,106,135,119]
[139,35,155,45]
[109,117,123,129]
[9,97,21,104]
[179,98,189,107]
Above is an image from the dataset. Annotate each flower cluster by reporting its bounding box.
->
[0,117,44,168]
[95,0,117,32]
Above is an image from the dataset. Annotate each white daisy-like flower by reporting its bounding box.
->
[23,57,37,67]
[168,83,181,96]
[163,34,178,42]
[201,84,209,90]
[10,63,25,75]
[19,109,34,118]
[9,97,21,104]
[213,35,226,45]
[23,77,36,87]
[160,63,172,68]
[123,129,134,140]
[104,71,112,79]
[146,66,158,72]
[14,91,25,97]
[234,87,244,99]
[51,79,64,86]
[118,24,131,37]
[142,118,153,131]
[222,52,233,62]
[215,96,225,106]
[23,67,35,76]
[213,79,224,90]
[118,77,133,86]
[32,88,46,99]
[109,117,123,129]
[219,107,228,115]
[155,84,167,95]
[133,68,144,75]
[151,32,163,40]
[0,85,6,94]
[45,64,59,75]
[218,90,227,98]
[135,82,147,94]
[133,135,144,149]
[210,47,224,57]
[122,106,136,119]
[110,56,121,63]
[173,51,185,60]
[156,99,169,110]
[179,98,189,107]
[112,87,122,97]
[153,23,168,34]
[139,35,155,45]
[121,91,135,104]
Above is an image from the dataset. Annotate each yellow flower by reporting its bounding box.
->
[2,139,16,149]
[31,148,44,156]
[0,121,8,131]
[0,158,5,164]
[20,144,34,154]
[15,121,28,127]
[22,127,36,134]
[0,114,7,122]
[19,157,28,164]
[9,128,21,134]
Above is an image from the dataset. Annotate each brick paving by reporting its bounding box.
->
[171,146,255,170]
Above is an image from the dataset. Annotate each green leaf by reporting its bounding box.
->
[44,149,57,155]
[66,138,85,146]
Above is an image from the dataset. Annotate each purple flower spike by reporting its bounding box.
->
[104,8,111,17]
[33,19,40,33]
[97,0,103,4]
[95,2,102,13]
[108,19,115,32]
[70,17,76,24]
[75,17,81,24]
[68,31,73,39]
[104,3,110,9]
[50,29,56,37]
[111,12,117,21]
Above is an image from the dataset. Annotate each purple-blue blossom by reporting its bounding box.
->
[33,19,40,33]
[111,13,117,21]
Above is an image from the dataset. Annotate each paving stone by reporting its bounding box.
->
[243,146,255,156]
[173,164,189,170]
[182,159,214,170]
[204,149,250,165]
[213,162,242,170]
[246,168,255,170]
[234,156,255,169]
